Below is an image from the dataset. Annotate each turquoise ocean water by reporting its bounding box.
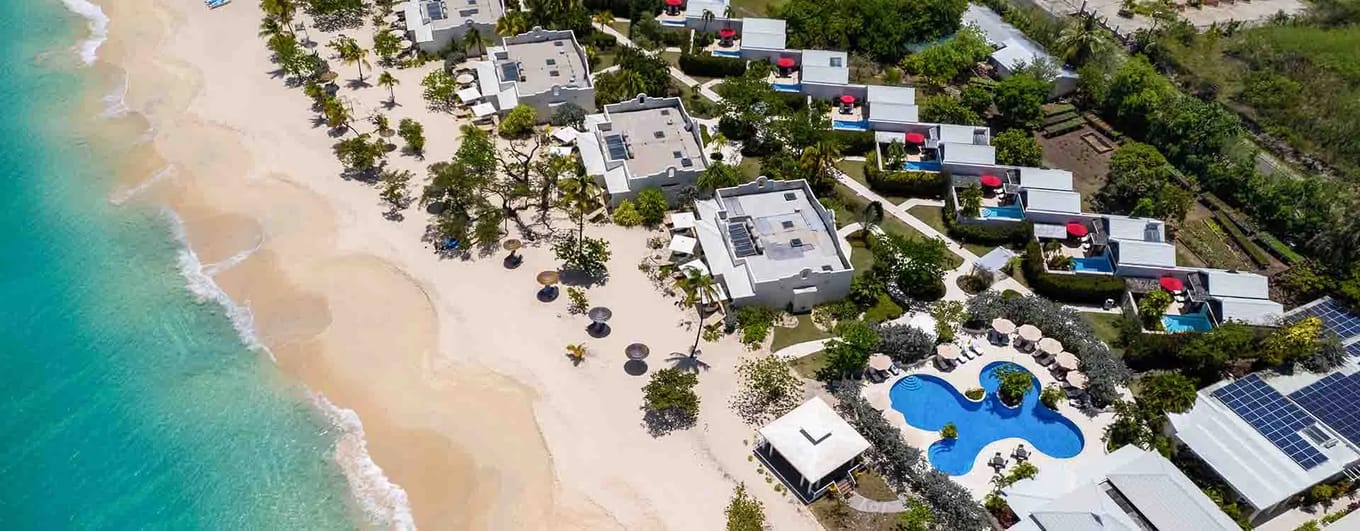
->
[0,1,363,527]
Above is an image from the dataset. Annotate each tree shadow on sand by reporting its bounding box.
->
[665,351,710,373]
[642,408,696,437]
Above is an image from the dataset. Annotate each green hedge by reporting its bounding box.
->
[831,130,876,156]
[1022,241,1128,304]
[867,169,949,199]
[1043,118,1084,137]
[1213,210,1271,268]
[942,192,1034,246]
[677,53,747,78]
[1258,232,1304,264]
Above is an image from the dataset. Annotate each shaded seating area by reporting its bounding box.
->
[754,397,871,503]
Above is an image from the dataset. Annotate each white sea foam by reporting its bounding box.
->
[102,72,129,117]
[58,0,108,65]
[162,209,415,529]
[110,165,175,205]
[311,393,417,531]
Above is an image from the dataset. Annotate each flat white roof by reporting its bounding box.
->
[758,397,870,483]
[800,49,849,85]
[1022,188,1081,214]
[1113,239,1177,267]
[940,143,996,165]
[1105,215,1166,242]
[866,85,915,105]
[1215,296,1285,326]
[499,31,591,95]
[741,18,786,50]
[937,124,983,144]
[1169,379,1360,510]
[1004,445,1239,531]
[1203,269,1272,300]
[974,247,1015,273]
[1017,167,1073,191]
[868,103,918,123]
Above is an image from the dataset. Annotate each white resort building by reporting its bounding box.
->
[1002,445,1239,530]
[578,95,708,205]
[755,397,871,503]
[692,178,853,312]
[474,28,594,121]
[403,0,503,54]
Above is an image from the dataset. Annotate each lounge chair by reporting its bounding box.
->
[888,363,900,375]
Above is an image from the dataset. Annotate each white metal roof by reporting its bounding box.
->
[1104,215,1165,243]
[1112,239,1177,267]
[1033,223,1068,240]
[758,397,870,483]
[868,103,918,123]
[1022,188,1081,214]
[800,49,849,85]
[1168,381,1360,511]
[669,234,697,255]
[741,18,786,50]
[866,85,915,105]
[1202,269,1272,300]
[1215,296,1285,326]
[939,143,996,165]
[1017,167,1073,191]
[937,124,981,144]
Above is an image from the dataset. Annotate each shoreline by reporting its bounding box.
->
[76,0,825,528]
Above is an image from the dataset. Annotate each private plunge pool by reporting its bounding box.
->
[890,361,1084,475]
[980,204,1025,220]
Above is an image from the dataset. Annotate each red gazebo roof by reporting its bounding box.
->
[980,174,1002,188]
[718,28,736,38]
[775,57,795,68]
[1066,222,1089,237]
[904,132,925,144]
[839,95,856,105]
[664,0,682,6]
[1159,276,1185,292]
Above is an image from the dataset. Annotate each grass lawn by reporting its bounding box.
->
[609,21,631,36]
[849,237,875,274]
[770,314,830,353]
[730,0,782,17]
[1083,312,1125,355]
[736,155,763,179]
[789,350,829,380]
[809,496,899,531]
[853,470,899,502]
[591,51,617,72]
[906,204,995,257]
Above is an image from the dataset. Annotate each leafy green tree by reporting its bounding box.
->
[960,83,993,115]
[1098,142,1192,225]
[332,134,383,172]
[377,70,399,103]
[696,161,743,195]
[635,188,668,225]
[420,69,459,111]
[379,169,413,214]
[549,103,587,128]
[799,137,843,191]
[896,499,934,531]
[592,46,671,104]
[733,355,804,424]
[497,10,531,36]
[675,270,722,354]
[994,73,1051,129]
[463,27,488,56]
[1137,290,1173,330]
[642,367,700,433]
[397,118,425,157]
[958,184,983,218]
[373,31,401,62]
[919,94,980,125]
[900,26,992,84]
[500,103,537,137]
[940,422,958,439]
[870,232,950,300]
[1040,385,1065,409]
[725,484,765,531]
[559,174,602,243]
[817,320,880,381]
[993,364,1033,406]
[613,200,643,227]
[554,235,611,277]
[328,36,369,81]
[322,97,354,132]
[1056,13,1109,66]
[1137,371,1198,415]
[993,129,1043,166]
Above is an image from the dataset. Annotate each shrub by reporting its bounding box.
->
[1040,385,1065,409]
[734,306,779,348]
[499,104,536,137]
[566,287,589,314]
[942,192,1033,246]
[1022,241,1127,304]
[549,103,587,129]
[863,293,904,323]
[940,422,958,439]
[1138,290,1173,330]
[589,32,617,49]
[830,130,877,155]
[636,188,668,225]
[965,387,985,400]
[867,170,949,198]
[678,53,747,78]
[613,200,642,226]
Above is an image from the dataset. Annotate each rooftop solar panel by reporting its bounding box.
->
[604,135,627,160]
[1289,372,1360,447]
[1212,374,1328,470]
[1347,341,1360,358]
[729,223,758,258]
[425,0,446,20]
[1293,298,1360,341]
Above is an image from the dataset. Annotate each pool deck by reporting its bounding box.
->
[862,335,1117,498]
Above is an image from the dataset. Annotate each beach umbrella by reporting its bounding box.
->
[868,354,893,372]
[1055,352,1079,370]
[588,306,613,324]
[502,239,522,253]
[991,318,1016,335]
[1038,337,1063,355]
[904,132,925,145]
[388,29,405,38]
[536,270,559,286]
[776,57,795,69]
[980,174,1002,188]
[625,342,650,361]
[839,95,856,105]
[718,28,737,39]
[1066,222,1089,238]
[936,344,960,360]
[1017,324,1042,343]
[1064,370,1088,388]
[1159,276,1184,292]
[383,13,399,23]
[319,71,339,82]
[399,39,413,49]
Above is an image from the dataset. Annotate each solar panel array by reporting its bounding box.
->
[425,0,446,20]
[604,135,627,160]
[1292,298,1360,341]
[1290,372,1360,447]
[728,223,757,258]
[1347,341,1360,358]
[1212,374,1328,470]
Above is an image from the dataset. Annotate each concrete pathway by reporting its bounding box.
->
[596,21,724,103]
[846,493,907,513]
[771,338,832,359]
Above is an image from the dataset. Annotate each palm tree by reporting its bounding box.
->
[591,11,614,31]
[613,70,648,100]
[565,343,588,365]
[329,36,370,82]
[722,6,735,28]
[497,11,530,36]
[261,0,296,29]
[259,17,286,39]
[1056,13,1108,66]
[709,132,728,154]
[377,70,399,103]
[799,137,843,190]
[860,201,884,232]
[674,270,721,355]
[700,9,715,33]
[463,27,487,57]
[558,174,602,242]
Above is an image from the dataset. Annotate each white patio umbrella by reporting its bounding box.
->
[1065,370,1088,388]
[1055,351,1080,370]
[399,39,413,50]
[382,13,399,23]
[456,73,476,85]
[388,29,405,38]
[936,344,960,360]
[1038,337,1064,355]
[868,354,893,372]
[471,102,497,118]
[991,318,1016,335]
[456,86,482,102]
[1017,324,1042,343]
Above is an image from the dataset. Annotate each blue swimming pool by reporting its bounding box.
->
[712,49,742,58]
[903,160,943,171]
[1071,255,1113,273]
[771,82,802,92]
[890,361,1084,475]
[1163,311,1213,333]
[833,120,869,131]
[980,205,1025,220]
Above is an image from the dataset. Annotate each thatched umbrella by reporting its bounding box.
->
[536,270,559,286]
[936,343,960,360]
[503,238,523,257]
[868,354,893,372]
[319,71,339,82]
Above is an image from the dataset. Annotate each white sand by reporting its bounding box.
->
[96,0,823,528]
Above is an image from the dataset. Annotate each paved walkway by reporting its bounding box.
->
[771,338,832,359]
[846,492,907,513]
[595,23,723,103]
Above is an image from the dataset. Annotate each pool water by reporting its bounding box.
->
[712,49,741,57]
[1163,310,1213,332]
[980,205,1025,220]
[903,160,943,171]
[1071,255,1113,273]
[890,361,1084,475]
[833,120,869,131]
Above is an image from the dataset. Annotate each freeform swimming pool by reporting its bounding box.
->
[890,361,1084,475]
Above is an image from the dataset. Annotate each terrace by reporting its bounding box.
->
[657,0,729,27]
[658,0,688,26]
[828,85,918,132]
[767,56,802,92]
[876,132,944,172]
[706,27,741,57]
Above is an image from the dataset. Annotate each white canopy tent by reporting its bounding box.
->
[551,127,579,145]
[669,234,697,256]
[757,397,870,502]
[471,102,497,118]
[456,87,482,103]
[670,211,696,231]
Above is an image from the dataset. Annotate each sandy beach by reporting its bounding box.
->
[91,0,823,528]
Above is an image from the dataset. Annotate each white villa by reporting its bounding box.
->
[474,28,594,121]
[755,397,871,503]
[692,178,853,312]
[403,0,503,54]
[577,95,708,206]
